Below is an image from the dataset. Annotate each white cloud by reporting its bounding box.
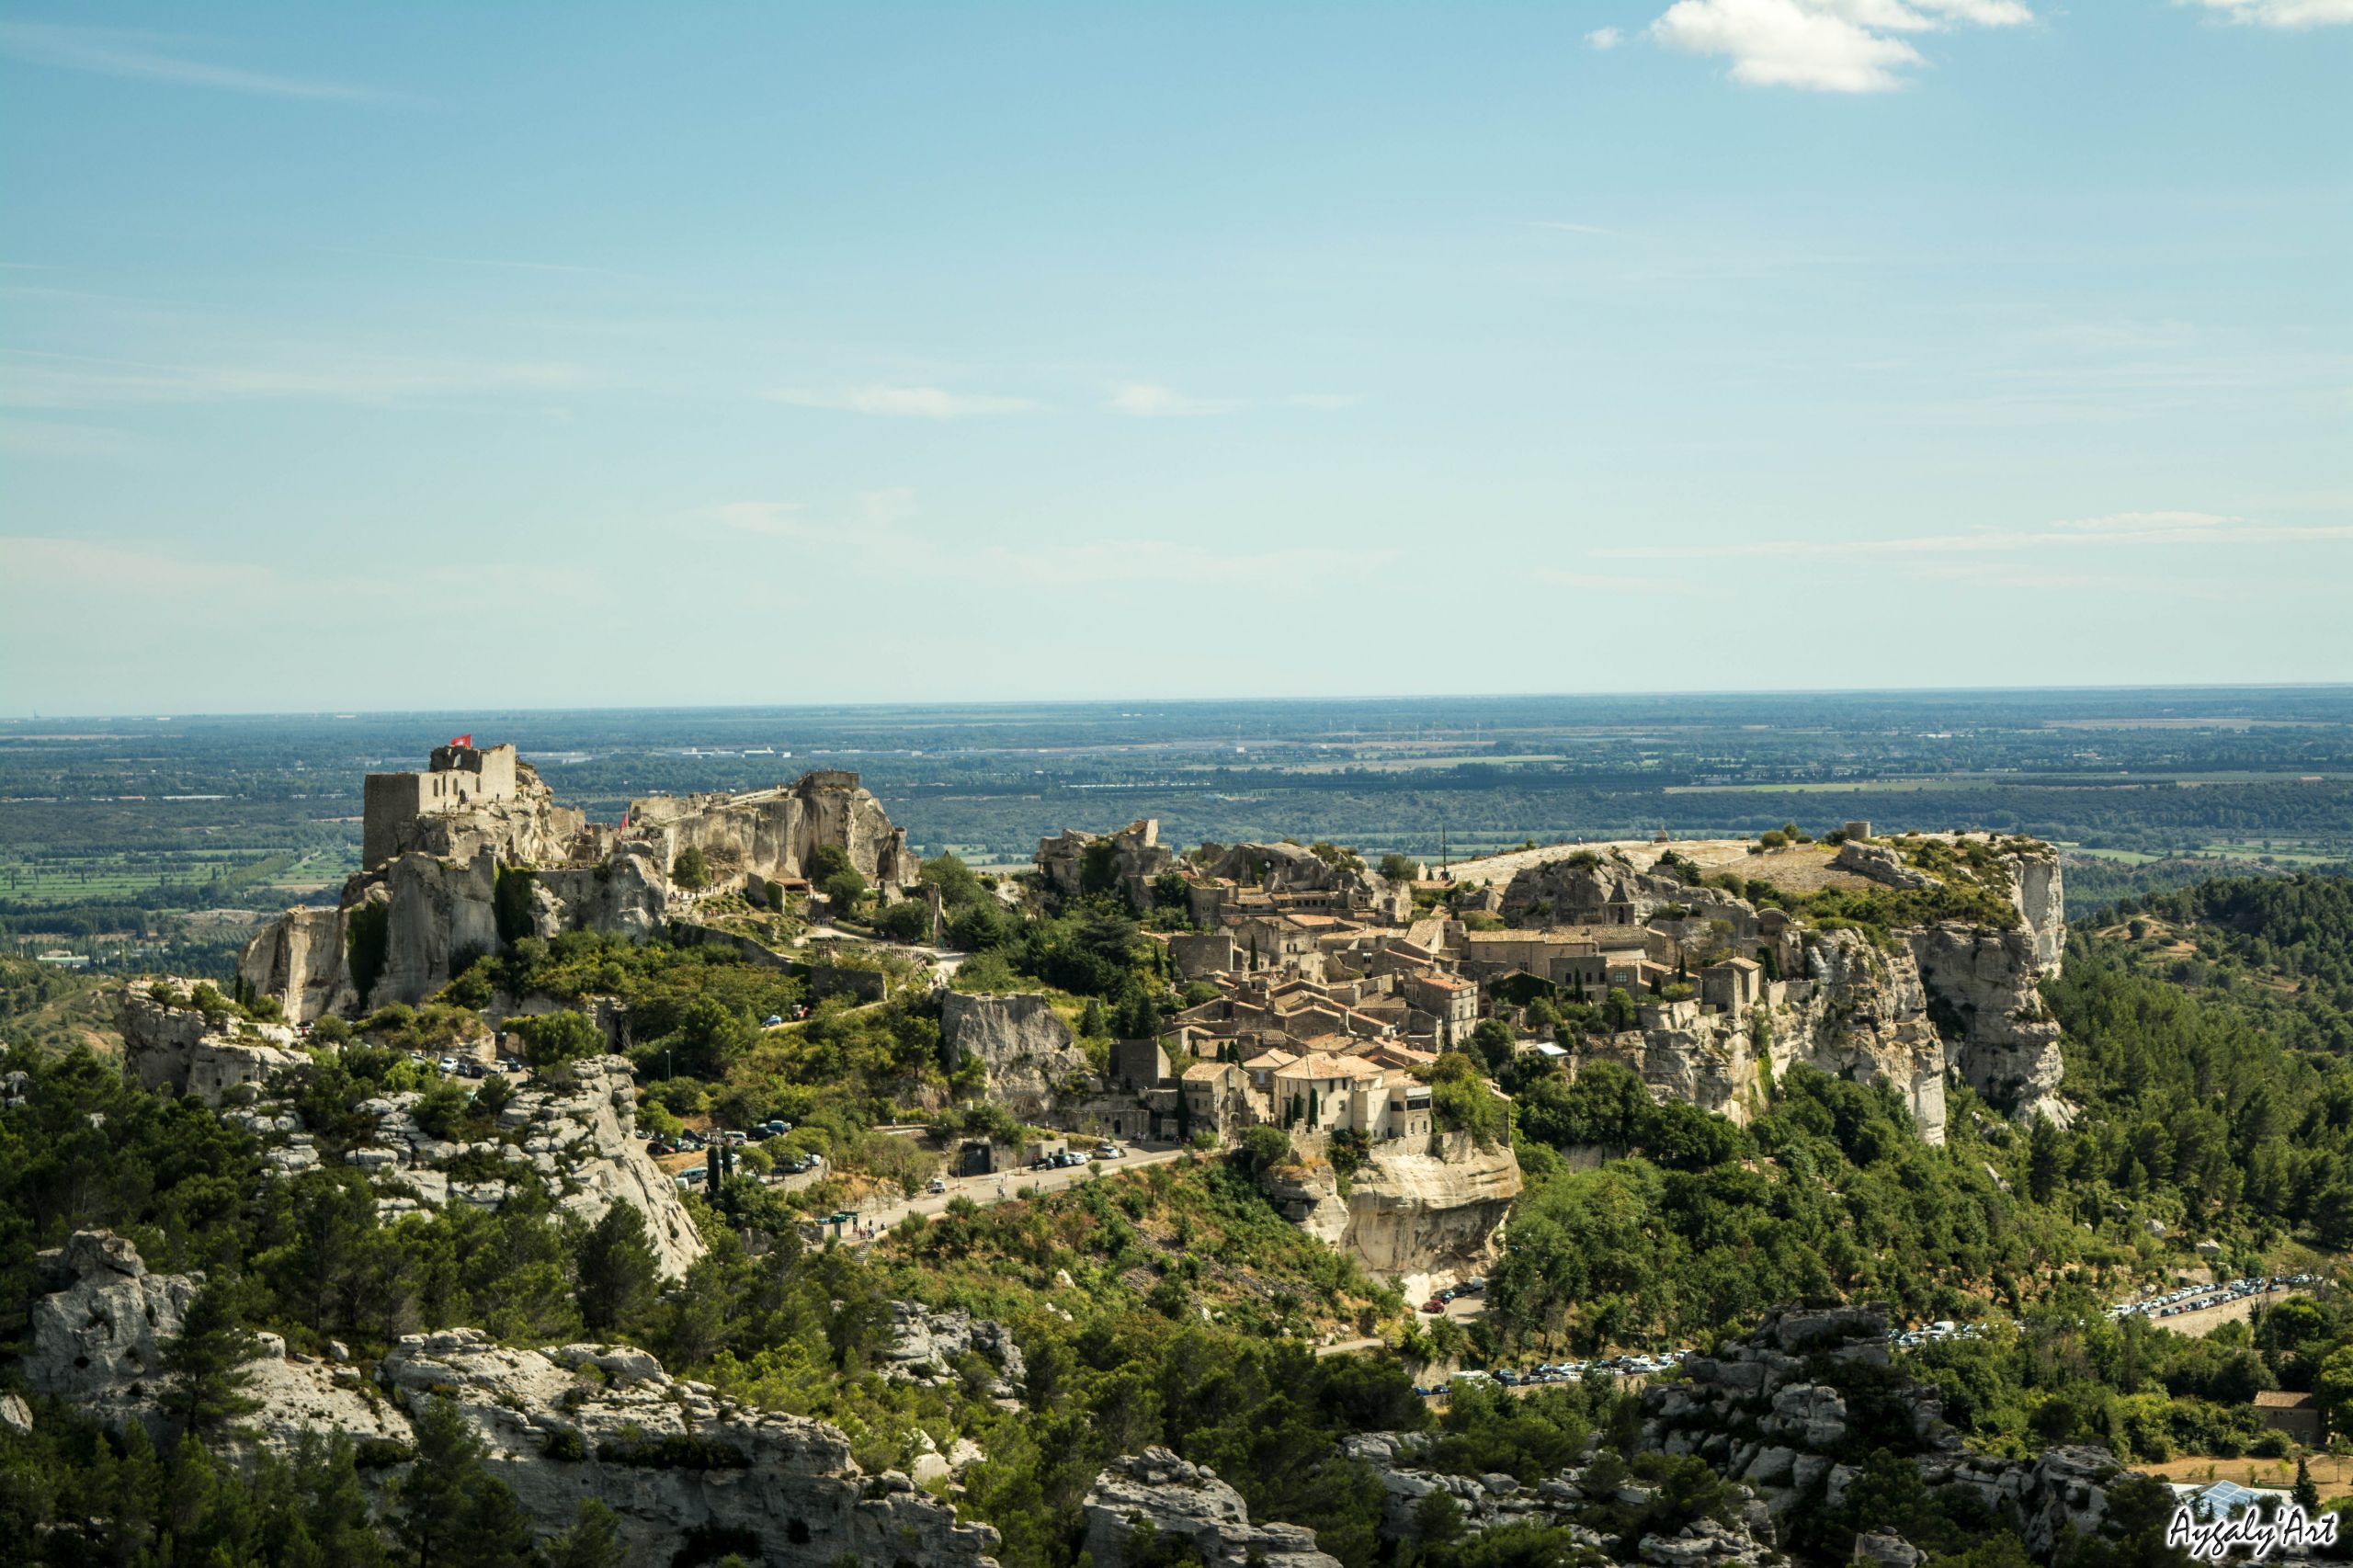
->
[1586,26,1626,47]
[0,21,390,100]
[1648,0,2029,92]
[763,384,1041,418]
[1108,382,1241,417]
[2185,0,2353,24]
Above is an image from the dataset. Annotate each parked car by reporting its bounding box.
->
[1423,1299,1446,1313]
[926,1177,947,1194]
[437,1056,459,1074]
[646,1141,676,1156]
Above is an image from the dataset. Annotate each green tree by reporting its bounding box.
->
[574,1200,659,1334]
[672,846,711,890]
[161,1280,260,1442]
[540,1499,630,1568]
[393,1396,534,1568]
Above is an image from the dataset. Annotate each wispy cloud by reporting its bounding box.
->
[1586,26,1627,47]
[0,21,392,101]
[2183,0,2353,24]
[1595,512,2353,560]
[693,489,919,548]
[1108,382,1241,418]
[763,384,1042,418]
[1648,0,2032,93]
[0,348,599,408]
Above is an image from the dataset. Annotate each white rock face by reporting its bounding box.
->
[119,981,309,1107]
[21,1231,402,1454]
[374,1329,1000,1566]
[112,1005,705,1279]
[882,1301,1027,1401]
[1906,924,2069,1123]
[1082,1446,1339,1568]
[244,760,920,1022]
[939,993,1092,1120]
[359,1056,704,1278]
[1261,1133,1522,1279]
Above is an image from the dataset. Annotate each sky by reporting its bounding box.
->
[1,1,2347,716]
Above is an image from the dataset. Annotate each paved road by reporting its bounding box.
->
[821,1142,1191,1244]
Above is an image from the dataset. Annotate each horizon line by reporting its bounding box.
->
[7,679,2353,726]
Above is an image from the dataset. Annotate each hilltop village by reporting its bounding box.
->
[219,740,2072,1286]
[7,739,2152,1568]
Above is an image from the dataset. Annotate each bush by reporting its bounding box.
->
[873,900,930,941]
[672,846,711,891]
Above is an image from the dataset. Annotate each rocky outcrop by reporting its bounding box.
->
[379,1328,996,1567]
[631,769,918,892]
[1037,820,1176,906]
[347,1056,703,1277]
[1642,1306,2120,1559]
[1906,924,2068,1122]
[237,904,358,1023]
[1780,929,1950,1143]
[1082,1447,1339,1568]
[24,1231,198,1426]
[1338,1431,1780,1565]
[119,979,309,1106]
[882,1301,1027,1402]
[2003,844,2065,975]
[1260,1133,1521,1279]
[1832,841,1934,890]
[247,756,921,1022]
[939,993,1091,1120]
[23,1232,401,1453]
[1202,842,1413,924]
[21,1237,997,1567]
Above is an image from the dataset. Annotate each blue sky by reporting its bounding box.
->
[2,1,2347,715]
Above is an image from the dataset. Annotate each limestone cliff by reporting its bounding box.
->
[244,758,921,1023]
[20,1233,997,1568]
[630,769,918,891]
[1258,1132,1521,1280]
[115,991,702,1276]
[1905,924,2067,1123]
[1082,1447,1339,1568]
[119,979,310,1106]
[1339,1430,1780,1565]
[1642,1305,2120,1559]
[939,992,1092,1120]
[329,1055,703,1278]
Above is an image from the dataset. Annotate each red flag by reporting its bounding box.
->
[449,733,472,748]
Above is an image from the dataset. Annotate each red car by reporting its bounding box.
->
[1423,1299,1446,1313]
[646,1141,676,1156]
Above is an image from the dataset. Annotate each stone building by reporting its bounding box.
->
[362,741,521,867]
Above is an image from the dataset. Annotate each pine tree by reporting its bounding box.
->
[162,1281,259,1443]
[541,1500,630,1568]
[2296,1456,2320,1515]
[574,1200,659,1334]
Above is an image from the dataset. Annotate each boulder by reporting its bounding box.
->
[939,994,1091,1120]
[1082,1447,1340,1568]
